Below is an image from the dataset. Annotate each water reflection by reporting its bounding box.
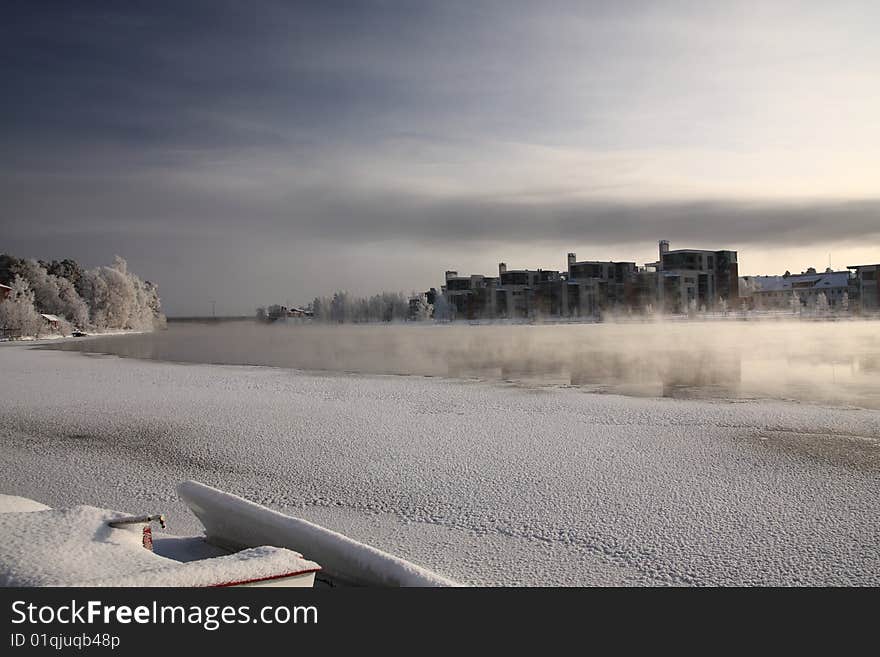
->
[45,319,880,409]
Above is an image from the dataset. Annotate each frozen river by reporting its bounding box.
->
[1,329,879,586]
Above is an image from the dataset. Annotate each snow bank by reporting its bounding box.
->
[179,480,458,587]
[0,505,319,587]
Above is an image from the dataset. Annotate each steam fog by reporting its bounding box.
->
[48,319,880,409]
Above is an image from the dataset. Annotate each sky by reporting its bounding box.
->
[2,0,879,316]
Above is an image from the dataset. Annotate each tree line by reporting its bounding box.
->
[0,254,165,338]
[257,290,438,324]
[310,291,414,323]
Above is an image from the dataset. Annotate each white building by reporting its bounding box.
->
[745,270,851,310]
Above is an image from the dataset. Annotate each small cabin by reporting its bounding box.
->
[40,314,62,332]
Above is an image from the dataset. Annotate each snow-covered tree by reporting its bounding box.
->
[45,258,84,290]
[78,256,164,330]
[330,291,349,323]
[0,275,44,338]
[55,276,90,328]
[815,291,829,314]
[310,297,324,320]
[0,254,163,336]
[77,268,110,328]
[408,294,431,321]
[307,290,430,323]
[10,259,89,328]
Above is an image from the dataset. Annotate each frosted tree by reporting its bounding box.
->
[46,258,84,290]
[306,290,439,323]
[78,256,164,330]
[330,291,350,323]
[142,280,166,328]
[390,292,409,321]
[409,294,431,321]
[379,292,409,322]
[789,291,800,313]
[1,253,162,334]
[56,276,90,328]
[815,291,829,314]
[841,291,849,312]
[0,275,44,338]
[80,260,132,329]
[11,259,57,309]
[310,296,331,321]
[101,256,137,328]
[5,260,84,329]
[78,268,110,328]
[11,259,89,328]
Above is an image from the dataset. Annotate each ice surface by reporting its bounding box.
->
[0,504,319,586]
[1,345,878,585]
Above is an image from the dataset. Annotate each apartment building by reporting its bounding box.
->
[744,269,851,310]
[847,264,880,313]
[648,240,739,312]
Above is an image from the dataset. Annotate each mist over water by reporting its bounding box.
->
[48,319,880,409]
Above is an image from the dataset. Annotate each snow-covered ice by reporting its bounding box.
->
[0,344,878,586]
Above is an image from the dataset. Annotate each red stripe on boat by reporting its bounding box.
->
[210,567,322,587]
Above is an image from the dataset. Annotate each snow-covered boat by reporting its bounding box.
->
[0,481,458,587]
[177,480,458,587]
[0,495,320,587]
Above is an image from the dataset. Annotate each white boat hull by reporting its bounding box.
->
[178,480,459,587]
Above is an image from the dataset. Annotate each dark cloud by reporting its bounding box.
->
[5,161,878,248]
[270,192,880,248]
[2,2,879,314]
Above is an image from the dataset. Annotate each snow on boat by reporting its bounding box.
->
[0,496,319,587]
[0,483,459,587]
[177,480,459,587]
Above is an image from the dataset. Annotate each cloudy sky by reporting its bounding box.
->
[2,1,879,315]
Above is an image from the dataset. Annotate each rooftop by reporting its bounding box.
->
[751,272,850,293]
[665,248,736,255]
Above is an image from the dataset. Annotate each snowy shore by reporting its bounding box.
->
[0,344,878,586]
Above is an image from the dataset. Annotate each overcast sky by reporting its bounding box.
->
[2,1,879,315]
